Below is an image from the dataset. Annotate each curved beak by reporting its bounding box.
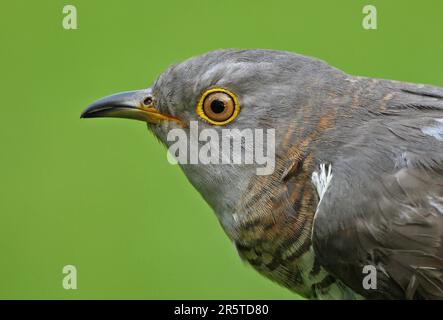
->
[81,89,182,125]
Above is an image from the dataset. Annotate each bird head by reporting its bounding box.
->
[81,49,344,232]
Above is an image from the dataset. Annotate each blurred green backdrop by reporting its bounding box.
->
[1,0,442,299]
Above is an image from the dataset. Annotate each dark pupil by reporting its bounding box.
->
[210,100,225,114]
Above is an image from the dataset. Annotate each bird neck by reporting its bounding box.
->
[217,103,343,289]
[225,104,339,246]
[228,151,318,248]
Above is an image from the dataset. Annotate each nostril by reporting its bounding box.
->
[143,96,153,106]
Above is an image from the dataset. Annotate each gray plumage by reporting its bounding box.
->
[82,49,443,299]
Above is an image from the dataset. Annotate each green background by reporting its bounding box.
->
[1,0,442,299]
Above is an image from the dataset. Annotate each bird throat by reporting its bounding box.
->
[221,116,358,298]
[227,151,319,296]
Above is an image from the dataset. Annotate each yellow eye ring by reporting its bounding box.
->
[196,88,240,125]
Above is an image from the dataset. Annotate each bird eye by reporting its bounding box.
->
[143,96,153,106]
[196,88,240,125]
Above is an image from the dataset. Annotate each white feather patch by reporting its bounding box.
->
[311,163,333,205]
[422,118,443,141]
[311,164,333,240]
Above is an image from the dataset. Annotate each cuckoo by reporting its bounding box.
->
[81,49,443,299]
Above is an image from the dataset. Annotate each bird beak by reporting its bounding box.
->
[81,89,182,125]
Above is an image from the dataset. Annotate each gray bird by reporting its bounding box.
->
[81,49,443,299]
